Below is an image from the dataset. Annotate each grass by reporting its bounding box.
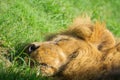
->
[0,0,120,80]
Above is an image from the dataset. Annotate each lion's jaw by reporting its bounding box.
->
[30,43,67,76]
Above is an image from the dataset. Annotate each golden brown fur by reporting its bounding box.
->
[25,17,120,80]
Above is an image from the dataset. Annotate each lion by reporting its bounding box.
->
[24,17,120,80]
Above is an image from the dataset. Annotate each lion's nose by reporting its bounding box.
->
[24,43,40,54]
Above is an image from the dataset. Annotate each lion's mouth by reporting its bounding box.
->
[37,63,53,68]
[40,63,52,69]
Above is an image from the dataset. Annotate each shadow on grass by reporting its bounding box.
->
[12,42,30,62]
[0,66,52,80]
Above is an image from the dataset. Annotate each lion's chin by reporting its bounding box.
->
[36,64,58,77]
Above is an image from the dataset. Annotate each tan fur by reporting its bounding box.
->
[65,17,115,51]
[25,17,119,80]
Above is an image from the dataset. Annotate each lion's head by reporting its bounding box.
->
[24,17,116,80]
[25,35,99,76]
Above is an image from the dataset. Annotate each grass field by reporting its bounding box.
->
[0,0,120,80]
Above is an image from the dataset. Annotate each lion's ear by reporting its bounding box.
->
[67,17,93,40]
